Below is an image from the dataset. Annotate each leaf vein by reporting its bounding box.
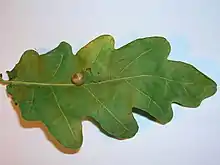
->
[92,47,103,64]
[164,80,169,96]
[27,89,35,113]
[120,49,152,74]
[50,86,76,141]
[83,86,129,131]
[52,54,64,77]
[88,74,194,85]
[181,84,189,95]
[126,80,163,114]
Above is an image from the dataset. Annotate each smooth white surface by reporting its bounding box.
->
[0,0,220,165]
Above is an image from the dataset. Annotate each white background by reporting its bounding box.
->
[0,0,220,165]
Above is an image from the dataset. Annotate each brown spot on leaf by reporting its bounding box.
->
[71,72,84,86]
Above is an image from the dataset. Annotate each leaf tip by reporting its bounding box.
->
[55,41,74,55]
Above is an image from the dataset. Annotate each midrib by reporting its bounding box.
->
[0,74,194,87]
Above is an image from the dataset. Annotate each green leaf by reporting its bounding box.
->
[0,35,217,151]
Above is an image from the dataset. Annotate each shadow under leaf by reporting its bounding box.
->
[132,107,158,123]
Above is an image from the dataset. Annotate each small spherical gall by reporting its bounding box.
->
[71,72,84,86]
